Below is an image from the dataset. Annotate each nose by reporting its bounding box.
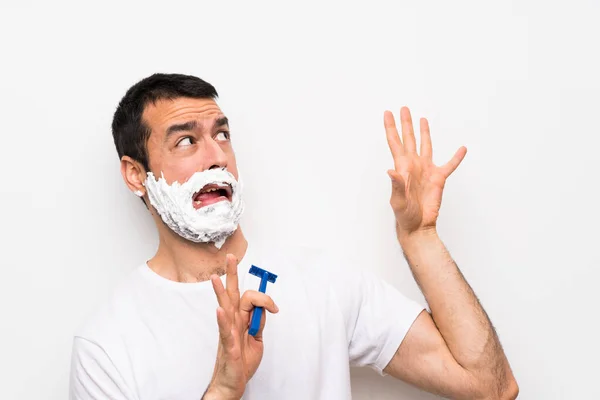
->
[202,136,228,171]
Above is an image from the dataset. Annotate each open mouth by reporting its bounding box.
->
[192,183,233,209]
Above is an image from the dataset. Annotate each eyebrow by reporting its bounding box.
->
[215,116,229,129]
[165,116,229,139]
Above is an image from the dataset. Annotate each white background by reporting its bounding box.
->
[1,1,599,399]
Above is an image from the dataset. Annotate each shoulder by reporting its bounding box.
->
[74,265,148,345]
[70,266,151,399]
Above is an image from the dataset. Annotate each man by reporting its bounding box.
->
[69,73,518,399]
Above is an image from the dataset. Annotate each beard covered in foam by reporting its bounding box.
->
[143,168,244,249]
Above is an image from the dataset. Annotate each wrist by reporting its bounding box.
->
[202,385,240,400]
[396,225,441,252]
[396,227,455,269]
[398,226,447,262]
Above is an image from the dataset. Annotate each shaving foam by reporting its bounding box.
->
[144,168,244,249]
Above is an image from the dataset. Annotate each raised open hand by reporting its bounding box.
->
[204,254,279,400]
[384,107,467,237]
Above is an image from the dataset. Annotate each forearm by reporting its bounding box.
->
[398,227,507,375]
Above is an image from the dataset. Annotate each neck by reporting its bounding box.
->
[147,226,248,283]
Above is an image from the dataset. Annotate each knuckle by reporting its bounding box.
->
[241,290,257,299]
[239,292,253,306]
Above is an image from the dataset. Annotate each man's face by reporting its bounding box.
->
[143,97,238,195]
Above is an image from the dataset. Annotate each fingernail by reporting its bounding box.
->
[274,304,279,312]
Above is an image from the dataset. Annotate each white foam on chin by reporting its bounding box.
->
[144,168,244,249]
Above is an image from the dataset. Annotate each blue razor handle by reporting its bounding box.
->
[248,265,278,336]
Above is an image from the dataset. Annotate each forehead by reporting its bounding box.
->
[142,97,223,132]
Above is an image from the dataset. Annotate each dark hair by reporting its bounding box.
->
[111,73,219,171]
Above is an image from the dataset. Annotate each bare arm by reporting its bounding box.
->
[381,108,517,399]
[385,230,517,399]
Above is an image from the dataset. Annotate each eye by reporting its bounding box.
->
[215,131,230,142]
[176,137,193,147]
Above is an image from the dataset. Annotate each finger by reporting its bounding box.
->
[240,291,279,314]
[441,146,467,177]
[239,290,279,326]
[216,307,236,351]
[419,117,432,160]
[225,254,240,309]
[211,274,232,312]
[400,107,417,154]
[384,110,404,170]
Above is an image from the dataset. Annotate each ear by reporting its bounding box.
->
[121,156,147,197]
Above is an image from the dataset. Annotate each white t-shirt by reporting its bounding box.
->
[69,244,423,400]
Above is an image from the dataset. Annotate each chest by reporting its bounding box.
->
[128,274,352,399]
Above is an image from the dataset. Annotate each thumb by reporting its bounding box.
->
[387,170,407,196]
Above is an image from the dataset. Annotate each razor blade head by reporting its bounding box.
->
[249,265,278,283]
